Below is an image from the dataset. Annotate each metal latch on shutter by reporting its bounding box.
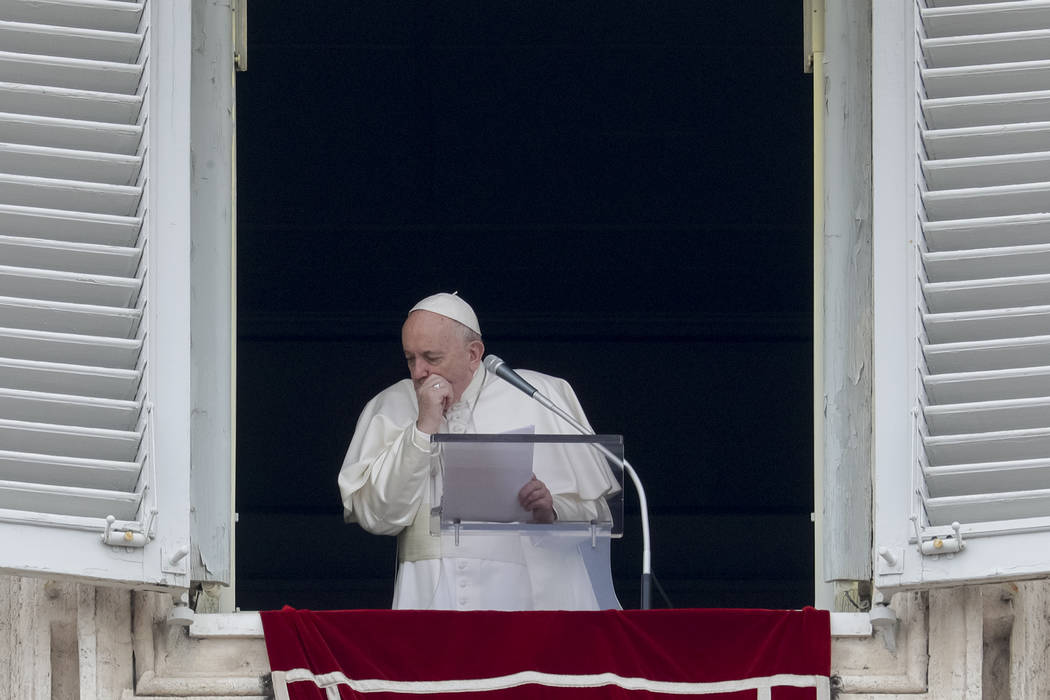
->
[101,399,158,548]
[101,511,156,548]
[911,517,966,556]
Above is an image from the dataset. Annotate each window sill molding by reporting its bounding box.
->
[188,610,873,640]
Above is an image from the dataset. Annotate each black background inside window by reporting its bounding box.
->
[235,2,813,610]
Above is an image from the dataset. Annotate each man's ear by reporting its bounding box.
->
[468,340,485,368]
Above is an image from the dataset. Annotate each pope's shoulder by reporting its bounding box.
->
[498,367,578,397]
[361,377,417,414]
[515,367,568,386]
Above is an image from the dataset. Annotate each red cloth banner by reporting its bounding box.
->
[261,607,830,700]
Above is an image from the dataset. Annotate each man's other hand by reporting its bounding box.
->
[519,476,555,523]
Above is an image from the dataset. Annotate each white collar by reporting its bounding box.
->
[453,363,486,410]
[444,365,486,434]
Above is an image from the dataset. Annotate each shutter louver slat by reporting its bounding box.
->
[0,387,139,430]
[924,213,1050,250]
[922,1,1050,38]
[925,396,1050,433]
[0,449,138,490]
[924,334,1050,372]
[925,488,1050,523]
[922,181,1050,218]
[924,29,1050,66]
[0,418,140,462]
[0,265,140,306]
[0,173,142,214]
[0,296,140,337]
[0,479,140,519]
[923,273,1050,313]
[923,59,1050,98]
[924,457,1050,496]
[0,112,142,153]
[0,357,139,398]
[928,0,1023,7]
[0,204,141,245]
[925,428,1050,465]
[923,122,1050,158]
[0,327,140,367]
[917,0,1050,533]
[924,305,1050,343]
[0,82,142,123]
[0,0,145,34]
[0,142,143,185]
[924,90,1050,128]
[922,151,1050,189]
[0,1,150,531]
[0,20,144,62]
[925,243,1050,281]
[925,366,1050,403]
[0,234,141,276]
[0,51,142,94]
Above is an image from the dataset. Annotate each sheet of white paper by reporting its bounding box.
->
[441,426,535,522]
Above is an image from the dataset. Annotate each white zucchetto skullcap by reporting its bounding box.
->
[409,292,481,336]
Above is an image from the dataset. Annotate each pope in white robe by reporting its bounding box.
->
[338,293,620,610]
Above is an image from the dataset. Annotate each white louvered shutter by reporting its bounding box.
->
[874,0,1050,591]
[0,0,193,589]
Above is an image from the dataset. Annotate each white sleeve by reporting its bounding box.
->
[337,403,433,536]
[551,493,601,522]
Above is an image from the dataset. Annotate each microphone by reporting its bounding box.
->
[483,355,540,398]
[484,354,581,427]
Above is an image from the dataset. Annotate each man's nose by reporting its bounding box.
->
[409,359,428,379]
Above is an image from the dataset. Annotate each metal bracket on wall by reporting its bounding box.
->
[877,546,904,575]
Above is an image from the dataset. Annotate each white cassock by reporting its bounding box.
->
[338,363,620,610]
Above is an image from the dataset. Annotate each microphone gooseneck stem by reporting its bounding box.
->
[528,386,653,609]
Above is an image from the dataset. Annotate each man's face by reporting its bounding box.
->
[402,310,483,403]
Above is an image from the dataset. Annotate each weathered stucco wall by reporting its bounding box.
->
[834,582,1050,699]
[0,577,268,700]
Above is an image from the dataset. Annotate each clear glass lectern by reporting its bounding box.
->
[429,433,624,610]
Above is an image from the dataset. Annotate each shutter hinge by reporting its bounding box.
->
[234,0,248,71]
[910,516,966,557]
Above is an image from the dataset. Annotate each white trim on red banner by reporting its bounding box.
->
[272,668,831,699]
